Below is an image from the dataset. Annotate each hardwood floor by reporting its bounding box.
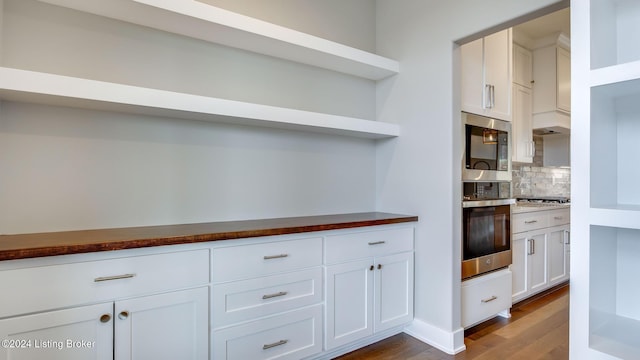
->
[335,283,569,360]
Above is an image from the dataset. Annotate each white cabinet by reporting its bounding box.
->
[0,250,210,360]
[532,38,571,132]
[573,1,640,357]
[512,42,534,163]
[461,29,513,121]
[513,43,533,88]
[211,238,324,360]
[324,227,414,350]
[512,83,534,163]
[511,208,569,303]
[461,268,512,328]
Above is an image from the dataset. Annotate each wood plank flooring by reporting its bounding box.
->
[335,283,569,360]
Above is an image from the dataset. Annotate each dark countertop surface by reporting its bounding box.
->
[0,212,418,261]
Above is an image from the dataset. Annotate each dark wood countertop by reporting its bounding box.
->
[0,212,417,261]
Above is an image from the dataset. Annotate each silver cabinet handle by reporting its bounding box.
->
[485,84,492,108]
[527,239,533,255]
[264,254,288,260]
[491,85,496,108]
[94,274,135,282]
[524,220,538,224]
[531,238,535,255]
[368,241,385,245]
[481,295,497,303]
[263,340,288,350]
[554,216,564,220]
[564,230,571,245]
[262,291,288,300]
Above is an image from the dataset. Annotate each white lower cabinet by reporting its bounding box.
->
[0,249,209,360]
[511,208,570,303]
[461,268,512,328]
[324,228,414,350]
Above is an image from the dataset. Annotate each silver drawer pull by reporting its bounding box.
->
[263,339,288,350]
[524,220,538,224]
[264,254,288,260]
[368,241,386,245]
[481,295,498,303]
[262,291,288,300]
[94,274,136,282]
[554,216,563,220]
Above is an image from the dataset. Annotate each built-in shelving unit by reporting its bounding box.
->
[38,0,399,81]
[0,0,401,139]
[0,67,399,139]
[572,1,640,359]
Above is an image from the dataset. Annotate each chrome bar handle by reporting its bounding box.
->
[524,220,538,224]
[484,84,492,108]
[564,230,571,245]
[531,238,535,255]
[368,241,386,246]
[262,291,288,300]
[491,85,496,108]
[264,254,288,260]
[527,239,533,255]
[263,340,288,350]
[481,295,498,303]
[94,274,136,282]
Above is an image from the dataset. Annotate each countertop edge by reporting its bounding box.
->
[0,212,418,261]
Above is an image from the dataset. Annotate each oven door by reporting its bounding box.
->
[462,112,512,182]
[462,200,513,279]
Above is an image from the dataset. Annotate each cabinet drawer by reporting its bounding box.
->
[548,208,570,226]
[212,238,322,283]
[461,269,512,328]
[512,212,549,233]
[212,305,322,360]
[0,249,209,318]
[325,227,414,264]
[212,268,322,328]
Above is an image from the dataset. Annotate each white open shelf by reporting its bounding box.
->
[0,67,400,139]
[37,0,399,81]
[590,0,640,70]
[590,311,640,360]
[590,206,640,229]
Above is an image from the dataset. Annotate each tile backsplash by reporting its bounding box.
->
[512,163,571,198]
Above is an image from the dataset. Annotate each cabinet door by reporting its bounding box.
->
[511,234,529,302]
[484,29,512,121]
[461,37,485,117]
[0,303,113,360]
[114,287,208,360]
[513,43,533,88]
[325,259,374,349]
[528,232,548,294]
[548,225,570,286]
[556,47,571,113]
[374,252,414,332]
[512,83,534,163]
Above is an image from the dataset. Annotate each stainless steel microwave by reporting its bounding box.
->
[462,112,512,182]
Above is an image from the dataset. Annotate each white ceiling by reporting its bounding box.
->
[514,7,570,40]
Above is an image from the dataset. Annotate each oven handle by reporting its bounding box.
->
[462,198,515,208]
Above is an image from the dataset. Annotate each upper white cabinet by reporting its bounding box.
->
[532,35,571,132]
[573,1,640,359]
[461,29,513,121]
[0,0,401,139]
[513,43,533,88]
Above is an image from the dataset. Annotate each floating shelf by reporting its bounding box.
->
[590,206,640,229]
[38,0,399,81]
[0,67,400,139]
[590,60,640,88]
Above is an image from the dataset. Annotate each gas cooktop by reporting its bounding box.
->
[516,196,570,205]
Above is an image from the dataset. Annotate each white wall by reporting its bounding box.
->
[375,0,566,353]
[0,0,379,234]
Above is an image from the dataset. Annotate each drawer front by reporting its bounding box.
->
[0,249,209,318]
[548,208,570,226]
[212,305,322,360]
[512,212,549,234]
[212,268,322,328]
[212,238,322,283]
[325,227,414,264]
[461,269,512,328]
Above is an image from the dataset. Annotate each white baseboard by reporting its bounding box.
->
[403,318,466,355]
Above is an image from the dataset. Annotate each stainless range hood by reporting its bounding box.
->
[533,111,570,135]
